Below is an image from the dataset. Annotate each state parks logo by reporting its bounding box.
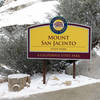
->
[50,16,68,34]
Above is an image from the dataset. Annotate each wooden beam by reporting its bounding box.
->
[73,61,76,79]
[43,60,46,84]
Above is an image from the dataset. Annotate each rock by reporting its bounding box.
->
[0,64,16,76]
[65,51,100,79]
[0,0,4,7]
[52,76,59,81]
[8,74,31,91]
[65,63,80,76]
[0,76,8,83]
[63,81,72,86]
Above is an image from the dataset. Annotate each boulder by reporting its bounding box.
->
[8,74,31,91]
[0,64,16,76]
[65,51,100,79]
[0,75,8,83]
[63,81,72,86]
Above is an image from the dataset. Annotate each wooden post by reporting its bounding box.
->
[73,61,76,79]
[43,60,46,84]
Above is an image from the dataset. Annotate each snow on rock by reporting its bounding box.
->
[4,0,38,6]
[0,64,17,76]
[0,64,12,70]
[0,75,7,83]
[0,73,100,99]
[0,0,59,28]
[93,44,100,56]
[8,74,30,79]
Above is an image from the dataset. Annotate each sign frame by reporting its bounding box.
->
[27,23,91,60]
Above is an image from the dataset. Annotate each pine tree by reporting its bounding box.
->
[59,0,100,43]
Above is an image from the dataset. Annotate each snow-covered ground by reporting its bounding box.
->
[0,0,100,99]
[0,73,100,99]
[0,0,59,28]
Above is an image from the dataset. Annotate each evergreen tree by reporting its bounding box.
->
[59,0,100,43]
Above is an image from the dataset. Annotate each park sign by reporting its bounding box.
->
[27,16,91,60]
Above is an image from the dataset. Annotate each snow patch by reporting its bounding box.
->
[93,44,100,56]
[0,73,100,99]
[0,0,59,28]
[0,64,13,70]
[1,0,40,12]
[8,74,30,79]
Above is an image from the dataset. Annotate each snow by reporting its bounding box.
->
[0,73,100,99]
[0,0,59,28]
[0,64,13,70]
[93,44,100,56]
[1,0,38,12]
[0,75,5,79]
[8,74,30,79]
[0,0,100,99]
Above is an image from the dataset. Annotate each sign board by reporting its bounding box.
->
[28,17,91,60]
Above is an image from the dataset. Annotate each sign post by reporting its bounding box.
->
[73,61,76,79]
[43,60,46,84]
[27,16,91,84]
